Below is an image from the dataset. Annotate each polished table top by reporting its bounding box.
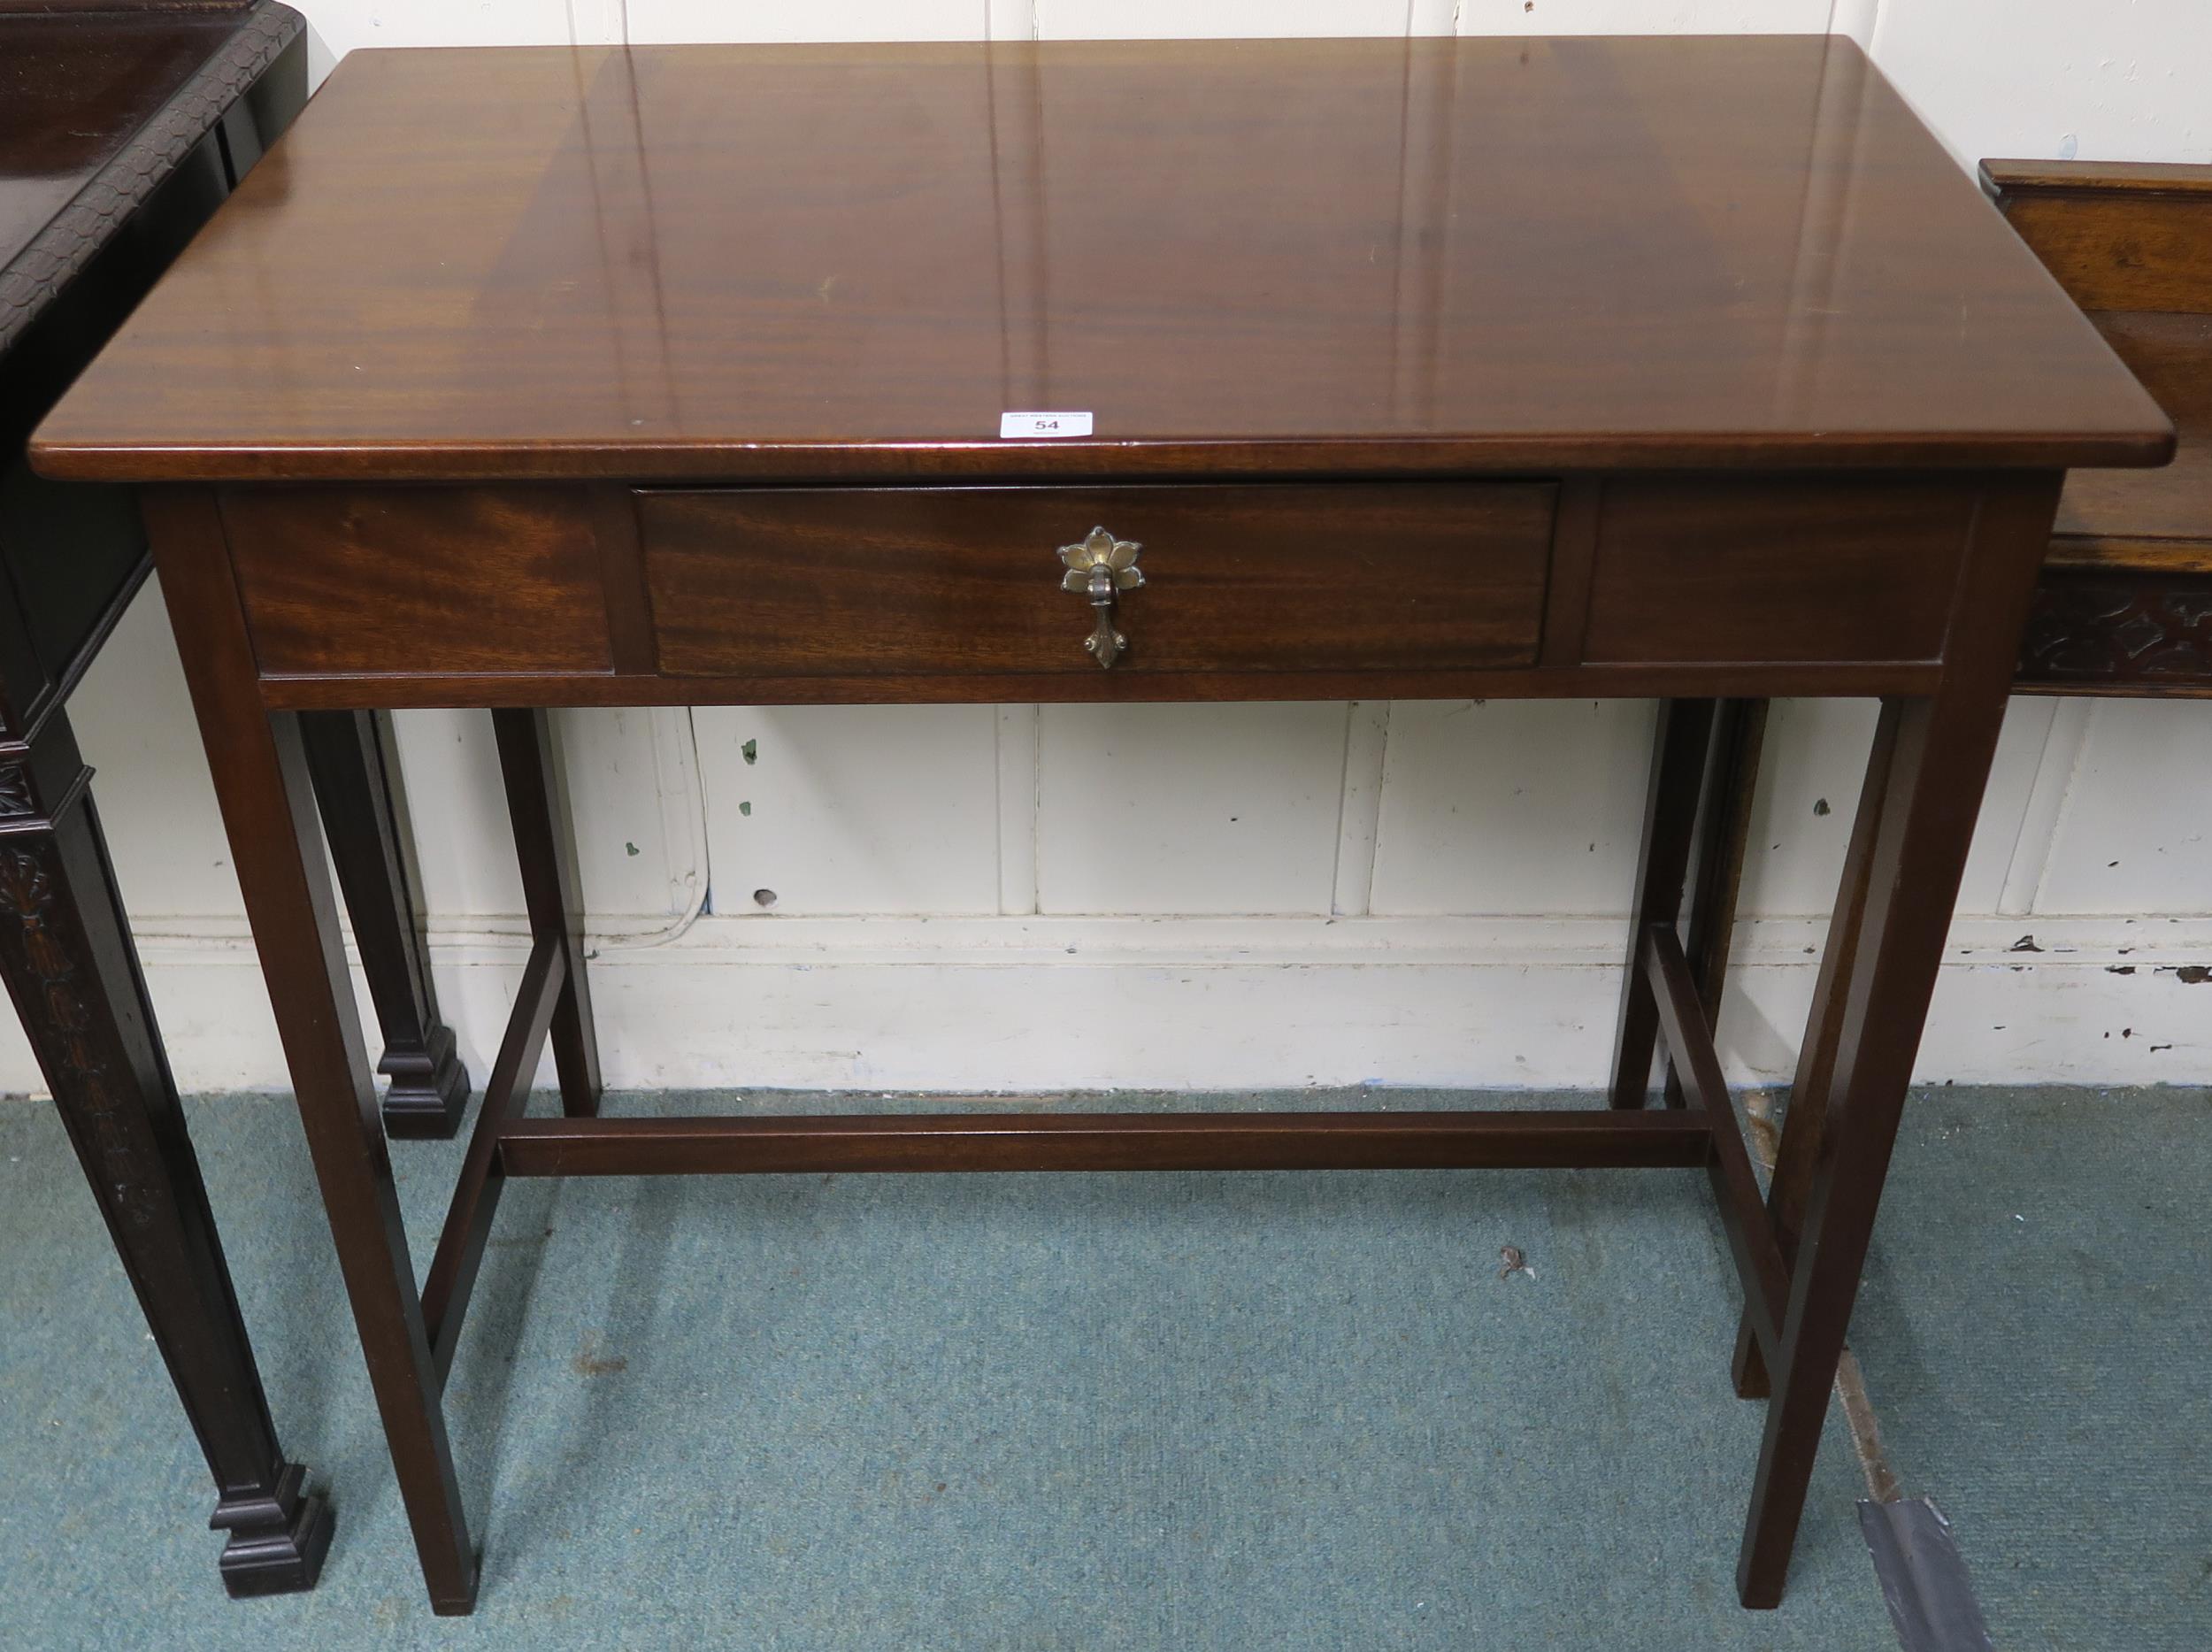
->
[33,35,2172,485]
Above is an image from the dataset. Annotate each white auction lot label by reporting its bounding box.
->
[999,411,1094,439]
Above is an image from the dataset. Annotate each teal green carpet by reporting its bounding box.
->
[2,1086,2205,1649]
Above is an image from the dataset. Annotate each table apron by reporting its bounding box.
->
[203,471,2015,707]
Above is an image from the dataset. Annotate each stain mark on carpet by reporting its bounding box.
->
[573,1334,628,1377]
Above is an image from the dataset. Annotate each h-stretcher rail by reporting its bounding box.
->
[491,1106,1720,1174]
[384,693,1846,1617]
[421,930,1791,1436]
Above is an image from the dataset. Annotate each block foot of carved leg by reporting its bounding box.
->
[377,1022,472,1140]
[213,1461,335,1598]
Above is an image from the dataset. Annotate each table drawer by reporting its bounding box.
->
[638,484,1556,679]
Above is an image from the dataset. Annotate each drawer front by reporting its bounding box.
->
[223,488,613,676]
[639,484,1556,679]
[1581,479,1978,667]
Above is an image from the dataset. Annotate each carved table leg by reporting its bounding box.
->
[152,490,477,1613]
[494,709,601,1118]
[0,712,332,1596]
[300,709,472,1139]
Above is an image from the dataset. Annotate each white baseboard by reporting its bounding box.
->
[3,912,2202,1098]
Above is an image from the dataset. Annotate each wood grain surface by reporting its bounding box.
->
[641,483,1554,677]
[32,37,2174,484]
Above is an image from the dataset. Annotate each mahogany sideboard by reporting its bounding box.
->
[0,0,472,1596]
[31,37,2175,1616]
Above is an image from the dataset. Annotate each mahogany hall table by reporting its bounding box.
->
[30,37,2174,1616]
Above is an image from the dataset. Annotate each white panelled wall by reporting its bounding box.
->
[5,0,2207,1096]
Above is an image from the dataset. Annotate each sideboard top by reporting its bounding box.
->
[34,36,2174,483]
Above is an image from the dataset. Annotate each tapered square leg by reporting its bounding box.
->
[493,709,601,1119]
[302,709,472,1139]
[1609,699,1717,1109]
[1737,694,1985,1605]
[1678,698,1767,1089]
[1731,703,1899,1402]
[1734,473,2064,1610]
[149,490,477,1614]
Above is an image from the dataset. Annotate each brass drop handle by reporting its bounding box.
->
[1057,526,1144,669]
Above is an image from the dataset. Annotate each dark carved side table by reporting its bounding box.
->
[0,1,469,1595]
